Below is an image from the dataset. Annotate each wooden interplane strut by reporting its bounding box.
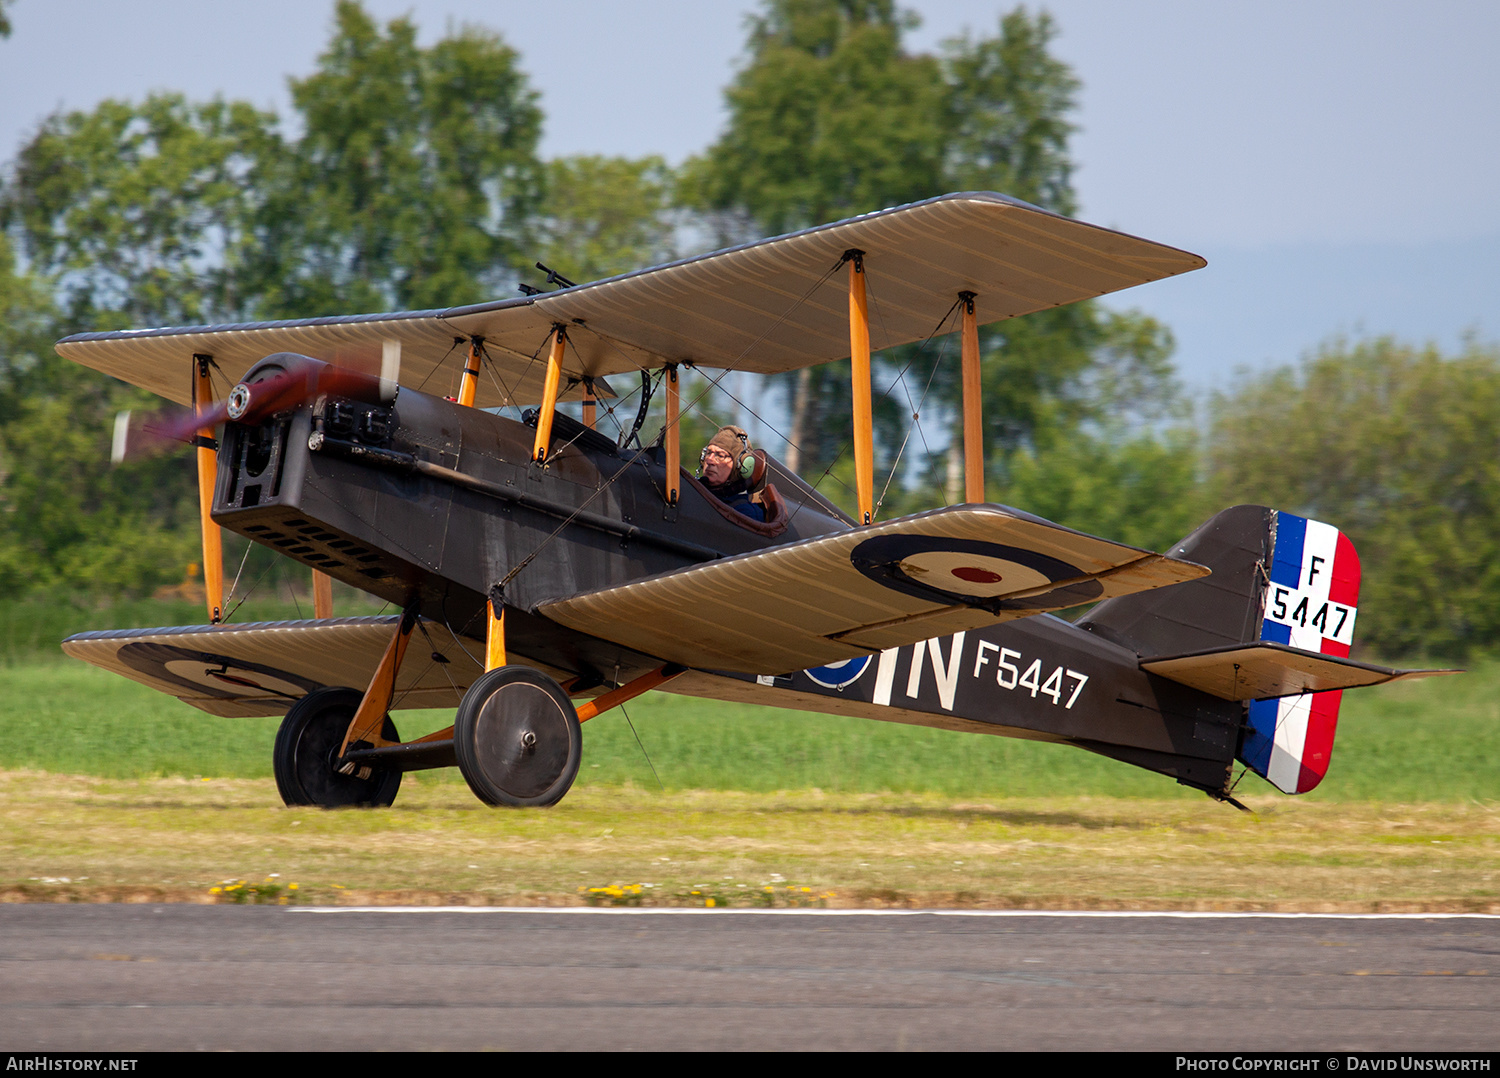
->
[312,571,333,619]
[846,251,874,525]
[532,326,566,463]
[191,355,224,623]
[664,365,680,509]
[457,337,483,408]
[959,292,984,504]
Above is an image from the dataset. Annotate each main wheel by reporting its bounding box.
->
[453,666,582,807]
[273,687,402,808]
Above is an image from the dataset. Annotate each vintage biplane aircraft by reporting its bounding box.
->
[57,192,1450,809]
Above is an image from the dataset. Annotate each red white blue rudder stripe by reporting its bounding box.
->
[1239,512,1362,794]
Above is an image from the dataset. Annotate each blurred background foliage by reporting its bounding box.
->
[0,0,1493,661]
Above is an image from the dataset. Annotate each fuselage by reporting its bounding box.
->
[211,354,1242,796]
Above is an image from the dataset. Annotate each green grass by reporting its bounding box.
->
[4,595,1494,801]
[4,774,1496,910]
[7,600,1492,913]
[0,591,389,666]
[2,651,1495,802]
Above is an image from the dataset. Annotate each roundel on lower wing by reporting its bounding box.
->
[803,655,871,690]
[116,642,323,700]
[849,535,1104,610]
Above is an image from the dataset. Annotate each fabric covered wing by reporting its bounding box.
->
[1140,642,1458,701]
[61,616,487,717]
[55,192,1203,408]
[538,505,1208,674]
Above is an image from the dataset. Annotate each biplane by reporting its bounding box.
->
[56,192,1449,809]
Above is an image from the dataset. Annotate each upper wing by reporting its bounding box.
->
[55,192,1204,407]
[537,505,1208,674]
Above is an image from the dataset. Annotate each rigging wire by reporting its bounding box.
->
[612,661,663,793]
[868,271,937,464]
[219,540,254,620]
[792,294,966,525]
[619,701,664,793]
[220,552,282,623]
[412,337,463,397]
[566,253,846,453]
[476,338,528,414]
[874,304,962,516]
[494,255,847,594]
[441,591,487,670]
[387,617,467,713]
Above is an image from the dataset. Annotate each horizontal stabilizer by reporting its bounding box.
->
[61,616,487,717]
[1141,641,1457,701]
[539,504,1208,674]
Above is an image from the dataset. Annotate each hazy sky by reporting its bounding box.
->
[2,0,1496,390]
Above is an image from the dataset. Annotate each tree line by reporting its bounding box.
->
[0,0,1493,660]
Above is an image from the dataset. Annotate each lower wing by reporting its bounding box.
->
[61,616,485,716]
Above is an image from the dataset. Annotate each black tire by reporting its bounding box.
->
[273,687,402,808]
[453,666,582,807]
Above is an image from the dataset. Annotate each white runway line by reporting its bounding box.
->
[292,906,1500,919]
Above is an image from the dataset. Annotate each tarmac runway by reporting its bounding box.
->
[1,905,1497,1051]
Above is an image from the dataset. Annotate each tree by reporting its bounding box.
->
[0,233,55,421]
[4,94,280,328]
[941,9,1079,212]
[686,0,945,235]
[684,1,1180,503]
[0,2,693,600]
[1000,430,1203,555]
[1206,337,1500,659]
[0,233,200,598]
[0,388,200,598]
[534,156,677,285]
[682,1,942,479]
[253,0,544,316]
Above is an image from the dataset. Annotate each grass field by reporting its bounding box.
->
[3,773,1494,910]
[1,598,1495,908]
[2,649,1496,802]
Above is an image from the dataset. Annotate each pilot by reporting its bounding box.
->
[699,425,766,522]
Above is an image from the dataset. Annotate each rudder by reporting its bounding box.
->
[1241,514,1361,793]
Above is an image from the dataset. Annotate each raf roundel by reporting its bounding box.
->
[803,656,871,690]
[892,548,1052,597]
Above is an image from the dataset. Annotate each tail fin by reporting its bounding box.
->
[1078,505,1362,794]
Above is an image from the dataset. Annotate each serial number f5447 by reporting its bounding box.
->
[972,641,1088,708]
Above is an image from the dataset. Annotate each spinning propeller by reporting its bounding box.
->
[112,360,388,463]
